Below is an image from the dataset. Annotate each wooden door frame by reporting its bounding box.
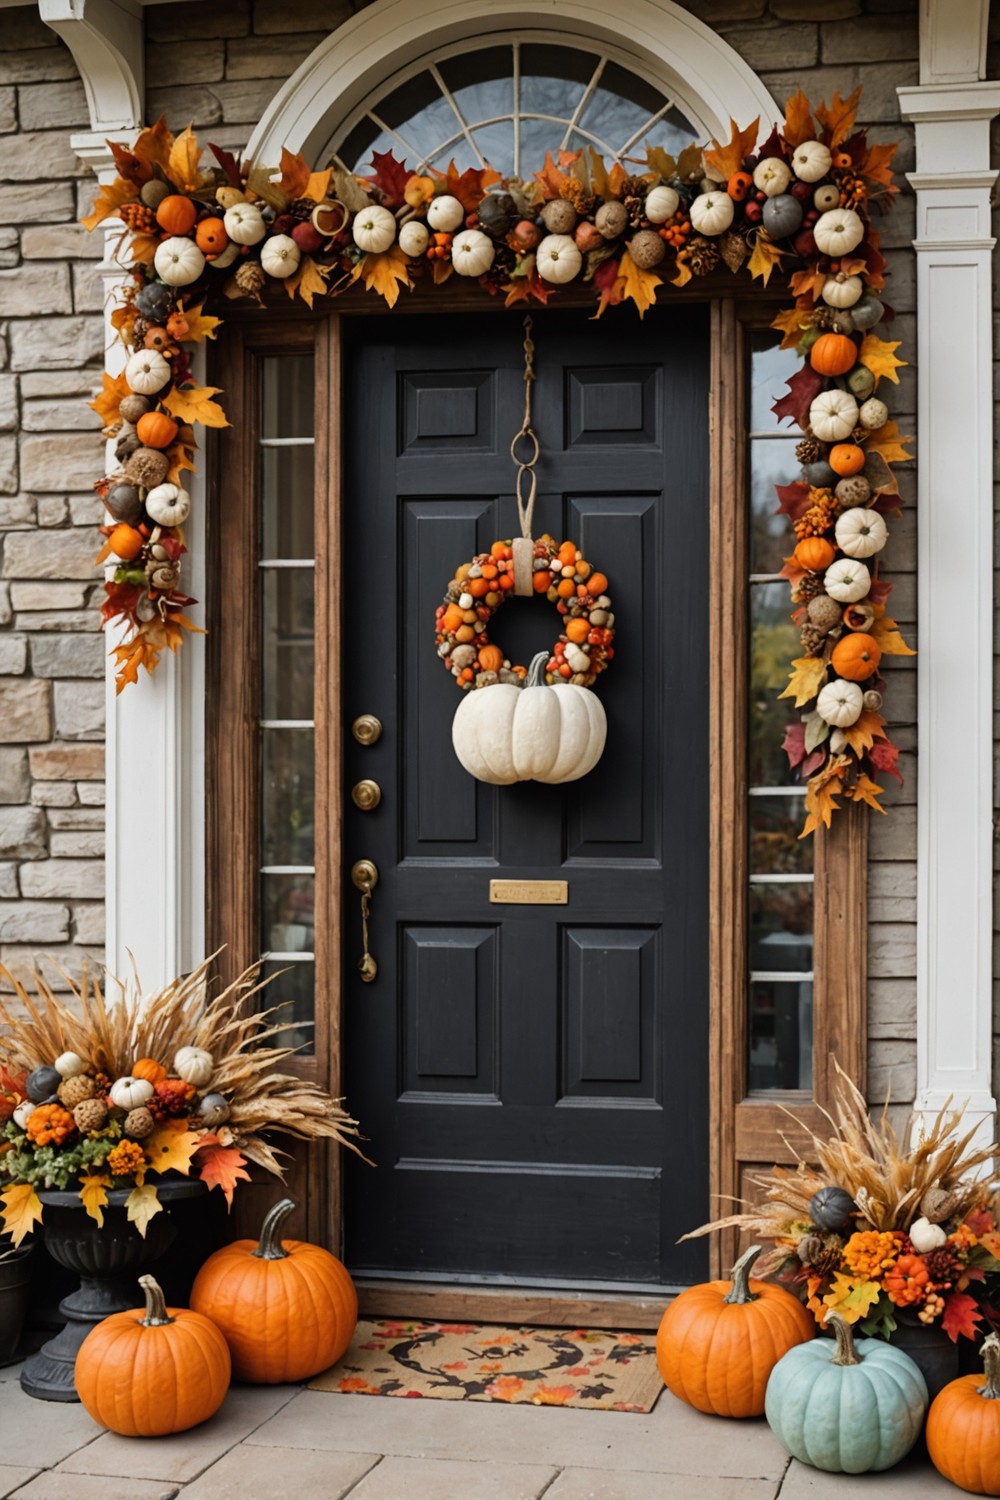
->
[207,284,866,1323]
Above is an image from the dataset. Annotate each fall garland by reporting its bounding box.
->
[83,85,911,833]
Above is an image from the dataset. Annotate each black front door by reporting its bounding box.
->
[342,307,709,1289]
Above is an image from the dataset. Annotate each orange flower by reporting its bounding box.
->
[106,1139,146,1176]
[842,1230,899,1281]
[949,1223,979,1251]
[884,1253,931,1307]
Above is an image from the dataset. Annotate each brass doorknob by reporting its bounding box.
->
[351,859,378,894]
[351,779,381,812]
[352,714,382,746]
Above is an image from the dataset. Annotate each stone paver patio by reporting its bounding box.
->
[0,1356,966,1497]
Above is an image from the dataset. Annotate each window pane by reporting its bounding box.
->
[750,582,799,786]
[262,872,315,955]
[377,73,458,162]
[438,47,513,118]
[750,438,799,575]
[261,959,314,1056]
[262,569,314,721]
[519,43,596,118]
[750,338,801,432]
[261,446,314,559]
[749,979,813,1091]
[750,883,813,974]
[750,794,812,875]
[472,122,515,175]
[261,729,314,866]
[578,61,666,152]
[261,356,314,440]
[632,107,704,158]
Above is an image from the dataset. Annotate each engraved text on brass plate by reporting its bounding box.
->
[489,880,568,905]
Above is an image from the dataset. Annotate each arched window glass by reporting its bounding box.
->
[335,39,701,177]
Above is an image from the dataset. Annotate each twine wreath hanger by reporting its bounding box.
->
[510,314,539,596]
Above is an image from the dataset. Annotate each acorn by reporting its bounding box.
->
[595,201,627,239]
[627,229,666,269]
[541,198,577,234]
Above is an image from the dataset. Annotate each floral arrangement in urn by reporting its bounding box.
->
[685,1068,1000,1344]
[0,958,363,1243]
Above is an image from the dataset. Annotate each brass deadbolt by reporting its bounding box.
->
[351,779,382,812]
[352,714,382,746]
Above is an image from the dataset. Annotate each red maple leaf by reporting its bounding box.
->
[210,142,243,188]
[941,1291,983,1344]
[800,748,827,779]
[591,256,622,318]
[755,124,786,161]
[775,480,812,521]
[868,737,903,785]
[432,160,502,211]
[771,365,823,428]
[782,721,806,770]
[362,150,410,208]
[967,1208,995,1237]
[195,1135,251,1207]
[868,577,893,607]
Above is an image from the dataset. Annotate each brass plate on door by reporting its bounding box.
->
[489,880,568,905]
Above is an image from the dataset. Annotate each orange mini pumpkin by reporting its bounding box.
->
[809,333,858,377]
[195,217,229,256]
[727,171,753,202]
[155,194,197,236]
[136,412,179,450]
[477,645,504,672]
[829,443,866,477]
[831,631,881,682]
[794,536,836,573]
[657,1244,814,1418]
[190,1198,358,1383]
[131,1057,167,1085]
[927,1333,1000,1495]
[26,1102,75,1145]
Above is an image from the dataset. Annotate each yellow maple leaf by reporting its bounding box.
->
[801,772,843,838]
[350,247,413,309]
[306,168,333,203]
[865,421,913,466]
[670,253,693,289]
[771,306,811,350]
[162,383,230,429]
[616,249,660,317]
[79,1172,111,1228]
[167,123,208,193]
[284,254,331,309]
[643,146,676,184]
[778,655,828,708]
[179,302,222,343]
[842,709,886,756]
[144,1122,204,1176]
[125,1182,162,1238]
[848,773,887,814]
[80,176,136,232]
[821,1273,882,1323]
[127,230,160,267]
[89,370,131,427]
[111,638,148,694]
[748,235,786,288]
[871,612,915,656]
[0,1184,43,1247]
[860,333,906,387]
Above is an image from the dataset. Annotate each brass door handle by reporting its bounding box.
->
[351,860,378,982]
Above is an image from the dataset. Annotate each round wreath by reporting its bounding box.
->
[434,534,615,689]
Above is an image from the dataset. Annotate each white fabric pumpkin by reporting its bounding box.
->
[109,1076,155,1110]
[813,207,865,257]
[55,1051,86,1079]
[835,507,888,559]
[909,1217,948,1253]
[536,234,582,284]
[821,273,863,309]
[451,228,495,276]
[145,483,191,527]
[154,236,205,287]
[791,140,832,182]
[644,184,680,223]
[125,349,171,396]
[427,194,465,232]
[398,219,430,257]
[816,679,863,727]
[452,652,606,784]
[174,1045,214,1087]
[352,205,396,254]
[752,157,791,197]
[689,191,734,236]
[824,557,872,603]
[859,397,889,430]
[223,202,266,246]
[809,389,859,443]
[260,234,302,278]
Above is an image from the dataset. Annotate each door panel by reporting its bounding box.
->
[342,308,710,1289]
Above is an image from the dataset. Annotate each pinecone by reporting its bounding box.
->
[800,624,826,655]
[792,573,824,604]
[73,1097,108,1134]
[924,1246,963,1289]
[58,1074,96,1109]
[131,316,149,347]
[124,1105,154,1139]
[796,436,823,466]
[289,196,317,221]
[686,235,719,276]
[623,194,646,230]
[235,262,266,299]
[810,1243,846,1280]
[619,175,648,202]
[718,229,749,273]
[481,246,516,291]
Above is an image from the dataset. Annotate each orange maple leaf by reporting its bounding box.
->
[162,383,229,428]
[616,249,660,317]
[789,266,828,303]
[434,159,502,210]
[783,89,815,148]
[349,247,413,308]
[861,140,899,196]
[110,639,148,694]
[167,123,209,193]
[278,146,311,200]
[815,87,863,149]
[80,176,136,232]
[842,709,887,756]
[847,772,887,814]
[703,117,760,181]
[534,150,581,200]
[306,168,333,203]
[865,421,913,466]
[132,117,174,181]
[801,770,844,838]
[89,370,131,427]
[284,254,331,309]
[195,1135,251,1207]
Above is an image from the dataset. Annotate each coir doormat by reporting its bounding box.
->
[309,1319,663,1411]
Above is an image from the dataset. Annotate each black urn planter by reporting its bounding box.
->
[0,1244,34,1366]
[20,1177,205,1402]
[889,1311,960,1403]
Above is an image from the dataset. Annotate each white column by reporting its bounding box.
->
[898,71,1000,1141]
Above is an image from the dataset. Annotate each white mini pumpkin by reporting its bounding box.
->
[813,207,865,257]
[55,1051,86,1079]
[791,140,833,183]
[835,507,888,559]
[451,228,495,277]
[909,1217,948,1253]
[109,1076,155,1110]
[859,397,889,430]
[644,184,680,223]
[145,483,191,527]
[689,191,734,236]
[174,1046,214,1087]
[223,202,266,246]
[813,183,841,212]
[821,273,863,309]
[208,239,241,269]
[426,194,465,232]
[398,219,430,257]
[824,556,872,604]
[452,651,606,784]
[352,204,396,254]
[13,1100,35,1131]
[816,679,863,727]
[809,389,859,443]
[752,157,791,197]
[154,236,206,287]
[260,233,301,278]
[125,349,172,396]
[535,234,582,284]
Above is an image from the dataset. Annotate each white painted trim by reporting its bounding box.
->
[38,0,144,134]
[919,0,989,84]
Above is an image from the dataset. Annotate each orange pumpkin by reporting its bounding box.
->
[829,443,866,477]
[76,1275,230,1437]
[195,217,229,256]
[656,1244,814,1417]
[131,1057,167,1085]
[107,523,145,561]
[477,645,504,672]
[794,536,836,573]
[564,618,590,645]
[809,333,858,377]
[927,1333,1000,1495]
[155,194,197,236]
[136,411,179,450]
[831,631,881,682]
[727,171,753,202]
[190,1198,358,1383]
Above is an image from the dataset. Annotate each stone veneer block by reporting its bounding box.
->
[0,748,30,803]
[0,901,70,943]
[53,680,104,740]
[0,806,46,859]
[20,858,104,898]
[0,677,51,741]
[145,38,226,87]
[0,130,84,180]
[30,633,104,677]
[9,314,103,370]
[17,80,89,132]
[29,743,103,780]
[19,433,100,491]
[224,32,328,78]
[3,528,101,580]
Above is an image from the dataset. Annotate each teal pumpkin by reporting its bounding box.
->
[765,1311,928,1473]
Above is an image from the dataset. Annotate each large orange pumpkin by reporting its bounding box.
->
[809,333,858,377]
[656,1244,815,1417]
[927,1333,1000,1494]
[794,536,835,573]
[190,1197,358,1383]
[75,1274,230,1436]
[829,443,866,477]
[831,631,881,682]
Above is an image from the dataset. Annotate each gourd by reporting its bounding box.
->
[847,364,876,400]
[831,632,881,682]
[105,523,144,561]
[535,234,583,284]
[809,1186,856,1231]
[131,1057,167,1085]
[155,195,197,236]
[822,273,863,309]
[352,205,396,254]
[859,397,888,430]
[816,679,864,727]
[153,236,206,287]
[824,557,871,603]
[791,140,833,183]
[809,333,857,377]
[26,1065,61,1102]
[752,157,791,197]
[54,1051,86,1079]
[451,651,606,784]
[829,444,866,477]
[174,1045,214,1087]
[813,207,864,257]
[223,202,266,246]
[195,1093,231,1128]
[478,645,504,672]
[765,1312,927,1473]
[144,483,191,527]
[190,1197,358,1383]
[260,234,301,278]
[689,191,734,236]
[927,1333,1000,1494]
[851,294,885,330]
[656,1244,814,1418]
[125,349,171,396]
[835,507,887,559]
[727,171,753,202]
[762,194,802,240]
[76,1275,230,1437]
[426,194,465,232]
[644,184,680,222]
[451,228,495,277]
[793,537,835,573]
[813,183,840,212]
[208,240,241,269]
[135,411,178,450]
[398,219,430,257]
[809,390,858,442]
[108,1076,154,1110]
[195,217,228,256]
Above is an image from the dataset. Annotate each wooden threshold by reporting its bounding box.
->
[355,1279,672,1331]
